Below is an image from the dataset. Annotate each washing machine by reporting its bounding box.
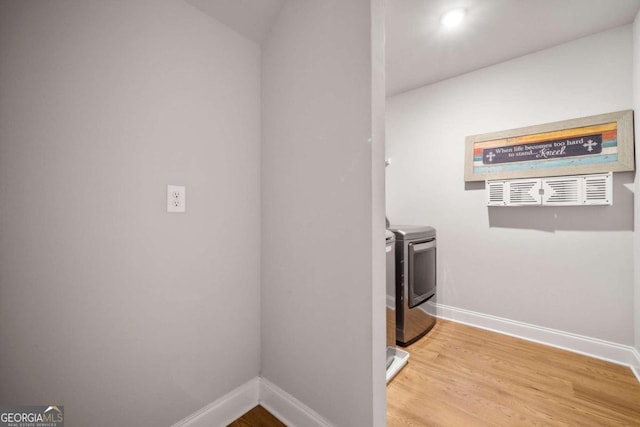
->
[389,225,437,346]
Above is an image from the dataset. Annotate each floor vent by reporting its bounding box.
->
[487,173,612,206]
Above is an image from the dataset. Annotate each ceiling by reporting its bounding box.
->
[185,0,285,43]
[186,0,640,97]
[386,0,640,96]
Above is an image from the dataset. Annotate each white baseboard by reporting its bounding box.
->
[631,347,640,383]
[386,294,394,310]
[171,377,259,427]
[259,377,333,427]
[172,376,333,427]
[427,301,640,373]
[172,304,640,427]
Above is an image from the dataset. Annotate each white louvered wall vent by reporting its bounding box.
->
[487,173,612,207]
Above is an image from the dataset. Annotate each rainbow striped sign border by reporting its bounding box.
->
[464,110,635,182]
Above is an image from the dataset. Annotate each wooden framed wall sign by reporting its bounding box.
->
[464,110,635,182]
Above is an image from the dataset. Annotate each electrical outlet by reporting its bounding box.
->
[167,185,186,213]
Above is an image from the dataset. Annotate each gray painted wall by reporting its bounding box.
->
[370,0,388,422]
[0,1,261,425]
[386,26,635,345]
[634,11,640,359]
[261,0,385,425]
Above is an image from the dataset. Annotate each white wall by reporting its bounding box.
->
[261,0,385,425]
[370,0,388,422]
[0,1,261,425]
[387,26,635,345]
[633,11,640,362]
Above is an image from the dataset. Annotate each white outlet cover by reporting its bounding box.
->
[167,185,186,213]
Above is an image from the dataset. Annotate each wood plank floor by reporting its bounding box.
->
[229,320,640,426]
[228,405,286,427]
[387,319,640,426]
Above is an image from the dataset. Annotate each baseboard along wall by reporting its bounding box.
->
[171,378,260,427]
[423,301,640,380]
[172,377,332,427]
[173,302,640,426]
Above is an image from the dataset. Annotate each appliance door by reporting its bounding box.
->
[408,239,436,308]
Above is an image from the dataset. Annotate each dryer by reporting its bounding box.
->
[389,225,437,346]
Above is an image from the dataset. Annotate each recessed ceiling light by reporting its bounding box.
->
[441,8,466,28]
